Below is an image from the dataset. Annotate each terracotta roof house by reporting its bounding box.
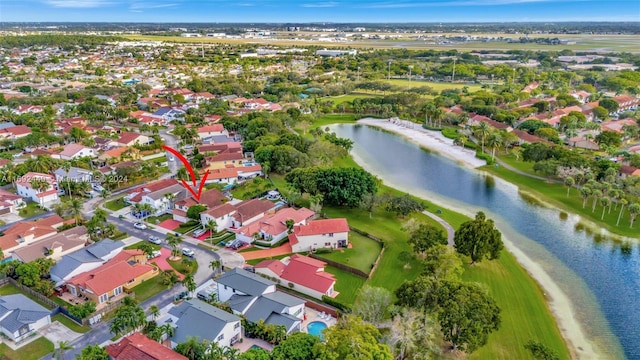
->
[0,215,64,255]
[619,165,640,178]
[197,142,242,155]
[204,152,246,170]
[173,188,226,223]
[255,254,337,299]
[0,188,25,215]
[197,124,228,139]
[566,136,600,150]
[231,199,277,228]
[107,332,188,360]
[0,125,31,140]
[612,95,639,111]
[235,207,315,245]
[12,226,88,263]
[99,146,129,161]
[511,129,552,145]
[203,164,262,185]
[601,119,638,134]
[116,132,150,147]
[50,239,124,285]
[58,143,97,160]
[289,218,350,253]
[66,249,158,305]
[15,172,59,208]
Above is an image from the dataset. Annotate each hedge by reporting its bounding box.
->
[441,127,459,139]
[322,295,351,313]
[475,151,495,165]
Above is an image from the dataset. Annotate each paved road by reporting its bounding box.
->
[422,210,455,246]
[159,129,181,175]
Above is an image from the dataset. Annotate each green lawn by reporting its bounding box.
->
[167,258,199,275]
[462,253,570,360]
[175,221,201,234]
[18,202,45,218]
[124,241,161,251]
[483,163,639,237]
[311,114,358,129]
[146,214,172,225]
[131,276,167,302]
[231,177,273,200]
[0,336,54,360]
[51,314,90,334]
[323,265,367,306]
[326,93,380,105]
[104,197,128,211]
[315,232,382,273]
[386,79,483,92]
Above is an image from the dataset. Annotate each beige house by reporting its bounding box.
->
[289,218,350,253]
[12,226,88,263]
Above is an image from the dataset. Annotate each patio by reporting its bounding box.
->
[58,291,127,311]
[232,337,274,353]
[301,307,337,332]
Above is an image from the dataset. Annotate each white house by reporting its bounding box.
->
[58,143,97,160]
[164,299,242,348]
[255,254,337,299]
[289,218,350,253]
[199,203,237,230]
[197,124,229,140]
[0,294,51,343]
[234,207,314,245]
[216,268,305,334]
[140,183,184,215]
[15,172,59,208]
[0,188,25,214]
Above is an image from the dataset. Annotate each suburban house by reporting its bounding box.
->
[172,188,226,223]
[204,165,263,185]
[0,215,64,256]
[57,143,97,160]
[289,218,350,253]
[162,299,242,348]
[99,147,129,162]
[203,152,247,170]
[199,198,276,230]
[53,166,94,185]
[15,172,60,208]
[0,125,32,140]
[197,142,243,156]
[612,95,640,112]
[153,107,185,122]
[126,179,184,215]
[0,188,25,214]
[216,268,305,334]
[196,124,229,140]
[65,249,158,305]
[0,295,51,343]
[12,226,88,263]
[601,119,638,134]
[107,332,188,360]
[619,165,640,178]
[255,254,337,299]
[50,239,125,285]
[235,207,315,245]
[116,132,150,147]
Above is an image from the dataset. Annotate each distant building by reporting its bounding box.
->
[316,49,357,57]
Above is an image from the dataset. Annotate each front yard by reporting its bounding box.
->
[314,232,382,274]
[146,214,173,225]
[0,336,54,360]
[104,197,128,211]
[18,202,46,218]
[131,276,167,302]
[167,258,199,275]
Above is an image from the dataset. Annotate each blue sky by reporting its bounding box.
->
[1,0,638,23]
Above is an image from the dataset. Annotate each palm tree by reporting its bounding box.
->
[564,176,575,197]
[53,340,74,360]
[161,269,179,288]
[166,233,183,258]
[629,203,640,228]
[474,122,491,153]
[30,178,51,207]
[580,187,592,209]
[62,161,72,197]
[591,189,602,213]
[163,192,177,213]
[66,198,84,225]
[182,274,196,297]
[149,305,160,321]
[205,219,217,242]
[600,197,611,220]
[617,198,628,226]
[487,132,502,161]
[209,259,222,277]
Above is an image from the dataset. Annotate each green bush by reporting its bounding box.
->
[314,248,332,254]
[322,295,351,312]
[475,151,495,165]
[441,127,459,139]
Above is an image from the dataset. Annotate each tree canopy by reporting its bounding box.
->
[454,211,504,263]
[285,167,378,207]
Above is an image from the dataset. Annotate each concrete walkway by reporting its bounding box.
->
[422,211,455,246]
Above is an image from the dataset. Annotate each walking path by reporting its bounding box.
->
[422,211,455,246]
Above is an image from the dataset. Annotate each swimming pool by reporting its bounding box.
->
[250,345,264,351]
[307,321,327,339]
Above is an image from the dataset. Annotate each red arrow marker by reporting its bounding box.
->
[163,145,209,201]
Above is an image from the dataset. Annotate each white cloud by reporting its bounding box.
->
[302,1,338,8]
[43,0,115,7]
[361,0,589,9]
[130,2,178,10]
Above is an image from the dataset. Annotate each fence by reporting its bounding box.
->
[308,254,369,279]
[7,278,58,309]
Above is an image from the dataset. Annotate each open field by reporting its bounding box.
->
[326,93,380,105]
[315,232,383,273]
[386,79,483,92]
[124,34,640,53]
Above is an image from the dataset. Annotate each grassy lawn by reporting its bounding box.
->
[0,336,54,360]
[146,214,172,225]
[386,79,483,92]
[231,177,273,200]
[498,153,539,177]
[51,314,90,334]
[112,231,129,241]
[18,202,45,218]
[245,254,291,266]
[131,276,167,302]
[124,241,161,251]
[462,253,570,360]
[0,283,55,310]
[167,258,199,275]
[315,232,382,273]
[326,93,380,105]
[323,265,367,305]
[483,163,639,237]
[104,197,128,211]
[311,114,358,129]
[175,221,200,234]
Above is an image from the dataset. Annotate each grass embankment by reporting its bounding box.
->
[0,337,54,360]
[485,156,638,238]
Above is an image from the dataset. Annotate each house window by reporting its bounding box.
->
[329,233,334,237]
[99,293,108,303]
[126,279,135,285]
[234,323,240,329]
[325,242,331,246]
[217,334,224,341]
[294,308,302,317]
[114,286,122,296]
[224,285,228,290]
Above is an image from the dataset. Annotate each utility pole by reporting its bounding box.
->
[388,61,391,80]
[408,65,413,85]
[452,57,457,82]
[357,66,360,82]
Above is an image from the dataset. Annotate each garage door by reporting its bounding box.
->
[0,207,11,215]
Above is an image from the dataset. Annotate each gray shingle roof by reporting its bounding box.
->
[50,239,123,281]
[53,167,93,182]
[168,299,240,344]
[243,296,300,331]
[228,294,257,314]
[0,295,50,333]
[216,268,274,297]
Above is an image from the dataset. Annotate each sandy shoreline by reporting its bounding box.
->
[354,118,602,359]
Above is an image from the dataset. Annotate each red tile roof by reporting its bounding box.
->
[118,132,143,145]
[106,333,188,360]
[254,259,286,276]
[294,218,349,236]
[197,124,225,133]
[281,254,335,293]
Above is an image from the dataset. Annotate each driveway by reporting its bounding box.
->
[0,212,22,224]
[39,321,83,344]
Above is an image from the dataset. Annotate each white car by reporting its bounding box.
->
[182,248,195,257]
[133,222,147,230]
[147,250,161,259]
[147,236,161,245]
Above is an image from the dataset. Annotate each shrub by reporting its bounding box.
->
[441,127,459,139]
[322,295,351,312]
[475,151,494,165]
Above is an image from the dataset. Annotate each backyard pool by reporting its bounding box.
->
[307,321,327,338]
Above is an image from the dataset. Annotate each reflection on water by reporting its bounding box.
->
[331,124,634,359]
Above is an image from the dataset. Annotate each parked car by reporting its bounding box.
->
[182,248,195,257]
[134,222,147,230]
[147,250,161,259]
[92,184,105,192]
[148,236,161,244]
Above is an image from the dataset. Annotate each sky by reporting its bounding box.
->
[1,0,639,23]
